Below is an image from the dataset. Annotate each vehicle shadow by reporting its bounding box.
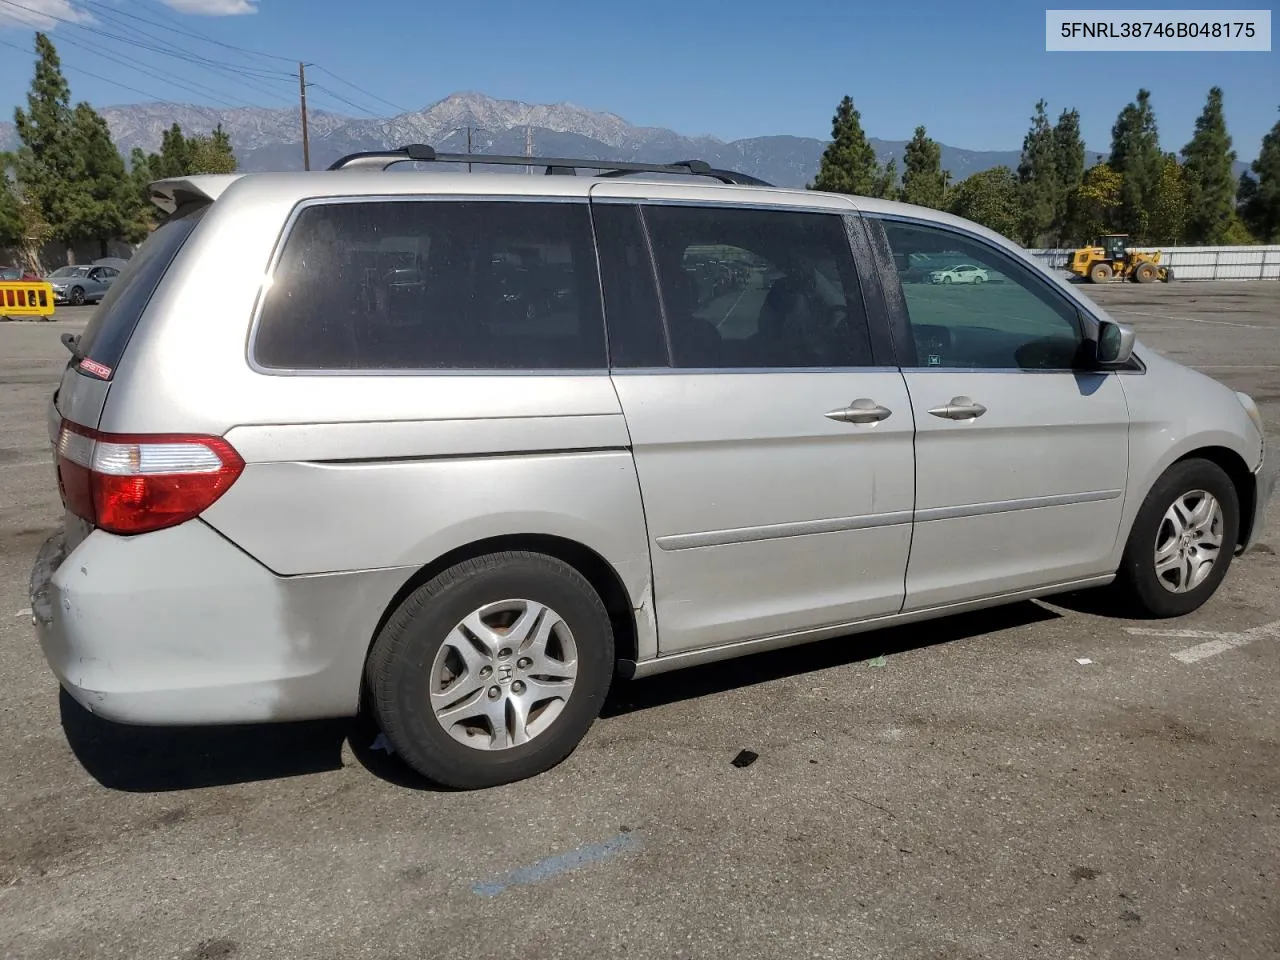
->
[58,689,351,793]
[59,600,1063,794]
[600,600,1061,719]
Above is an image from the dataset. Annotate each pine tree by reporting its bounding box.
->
[872,156,899,200]
[12,33,81,263]
[811,95,879,195]
[0,160,22,249]
[1017,99,1058,245]
[948,165,1020,238]
[901,126,948,209]
[66,102,135,258]
[148,123,193,180]
[1240,109,1280,242]
[1182,86,1239,243]
[1051,108,1085,244]
[1109,90,1162,239]
[1148,154,1189,244]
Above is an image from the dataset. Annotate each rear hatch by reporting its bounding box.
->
[50,180,231,551]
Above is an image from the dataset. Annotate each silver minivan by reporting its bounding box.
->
[30,147,1272,789]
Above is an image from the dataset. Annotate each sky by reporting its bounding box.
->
[0,0,1275,159]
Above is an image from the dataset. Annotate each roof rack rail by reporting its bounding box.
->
[326,144,772,186]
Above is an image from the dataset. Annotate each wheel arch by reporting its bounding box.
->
[363,533,641,683]
[1172,445,1258,552]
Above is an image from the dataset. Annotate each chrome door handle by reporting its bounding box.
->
[826,398,893,424]
[927,396,988,420]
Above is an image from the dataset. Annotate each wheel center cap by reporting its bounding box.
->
[496,664,513,685]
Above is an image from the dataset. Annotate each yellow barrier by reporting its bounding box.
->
[0,281,56,319]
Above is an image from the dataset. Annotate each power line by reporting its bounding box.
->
[0,35,182,108]
[310,65,410,116]
[52,31,247,109]
[70,0,295,105]
[308,83,382,118]
[135,0,299,64]
[0,0,297,79]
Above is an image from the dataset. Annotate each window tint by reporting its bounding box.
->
[641,204,873,369]
[591,203,667,368]
[76,205,208,375]
[254,200,606,371]
[881,220,1082,370]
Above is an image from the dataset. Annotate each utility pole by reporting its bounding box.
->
[298,61,311,171]
[466,126,472,173]
[525,125,532,174]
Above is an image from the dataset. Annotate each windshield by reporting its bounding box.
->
[50,266,90,278]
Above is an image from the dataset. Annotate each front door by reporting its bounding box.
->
[871,216,1130,610]
[590,192,916,655]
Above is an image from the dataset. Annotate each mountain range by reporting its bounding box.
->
[0,91,1250,187]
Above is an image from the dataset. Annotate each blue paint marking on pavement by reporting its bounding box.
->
[472,831,643,897]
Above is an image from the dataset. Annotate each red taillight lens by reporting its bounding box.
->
[56,420,244,535]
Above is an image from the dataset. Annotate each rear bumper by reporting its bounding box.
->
[29,521,409,726]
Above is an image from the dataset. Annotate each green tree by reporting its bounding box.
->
[948,165,1020,238]
[1181,86,1238,243]
[147,123,193,180]
[900,126,948,209]
[1017,99,1058,245]
[872,156,898,200]
[12,33,81,263]
[1051,108,1085,243]
[0,160,22,249]
[66,102,137,257]
[1148,154,1189,245]
[811,95,879,195]
[1072,162,1124,241]
[1109,89,1163,239]
[186,123,238,174]
[1239,109,1280,242]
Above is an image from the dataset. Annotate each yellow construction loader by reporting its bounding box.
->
[1067,234,1173,284]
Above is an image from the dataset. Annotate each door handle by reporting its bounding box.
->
[826,398,893,424]
[928,396,988,420]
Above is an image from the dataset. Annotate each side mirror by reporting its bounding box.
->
[1095,320,1136,366]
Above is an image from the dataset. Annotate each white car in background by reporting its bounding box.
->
[930,263,989,284]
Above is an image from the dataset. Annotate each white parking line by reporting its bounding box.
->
[1125,618,1280,664]
[1111,308,1261,329]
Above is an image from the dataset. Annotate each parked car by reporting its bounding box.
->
[929,263,989,284]
[0,266,41,281]
[43,264,121,305]
[30,149,1272,790]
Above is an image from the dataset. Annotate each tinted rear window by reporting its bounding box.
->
[76,206,208,374]
[253,200,606,371]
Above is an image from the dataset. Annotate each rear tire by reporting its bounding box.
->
[366,551,615,789]
[1089,262,1113,283]
[1115,459,1239,618]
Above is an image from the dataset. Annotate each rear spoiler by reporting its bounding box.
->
[148,175,243,216]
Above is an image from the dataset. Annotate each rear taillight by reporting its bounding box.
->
[55,420,244,535]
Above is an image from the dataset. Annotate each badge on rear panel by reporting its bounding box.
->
[78,358,112,380]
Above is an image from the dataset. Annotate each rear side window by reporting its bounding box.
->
[75,206,208,376]
[253,200,607,371]
[640,204,875,369]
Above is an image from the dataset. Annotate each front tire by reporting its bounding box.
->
[1115,459,1240,618]
[69,286,85,306]
[366,552,615,789]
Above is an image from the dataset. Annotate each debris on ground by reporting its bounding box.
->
[1075,657,1094,665]
[730,749,758,768]
[869,655,887,668]
[370,733,395,755]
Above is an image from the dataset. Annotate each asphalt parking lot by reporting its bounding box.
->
[2,284,1278,960]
